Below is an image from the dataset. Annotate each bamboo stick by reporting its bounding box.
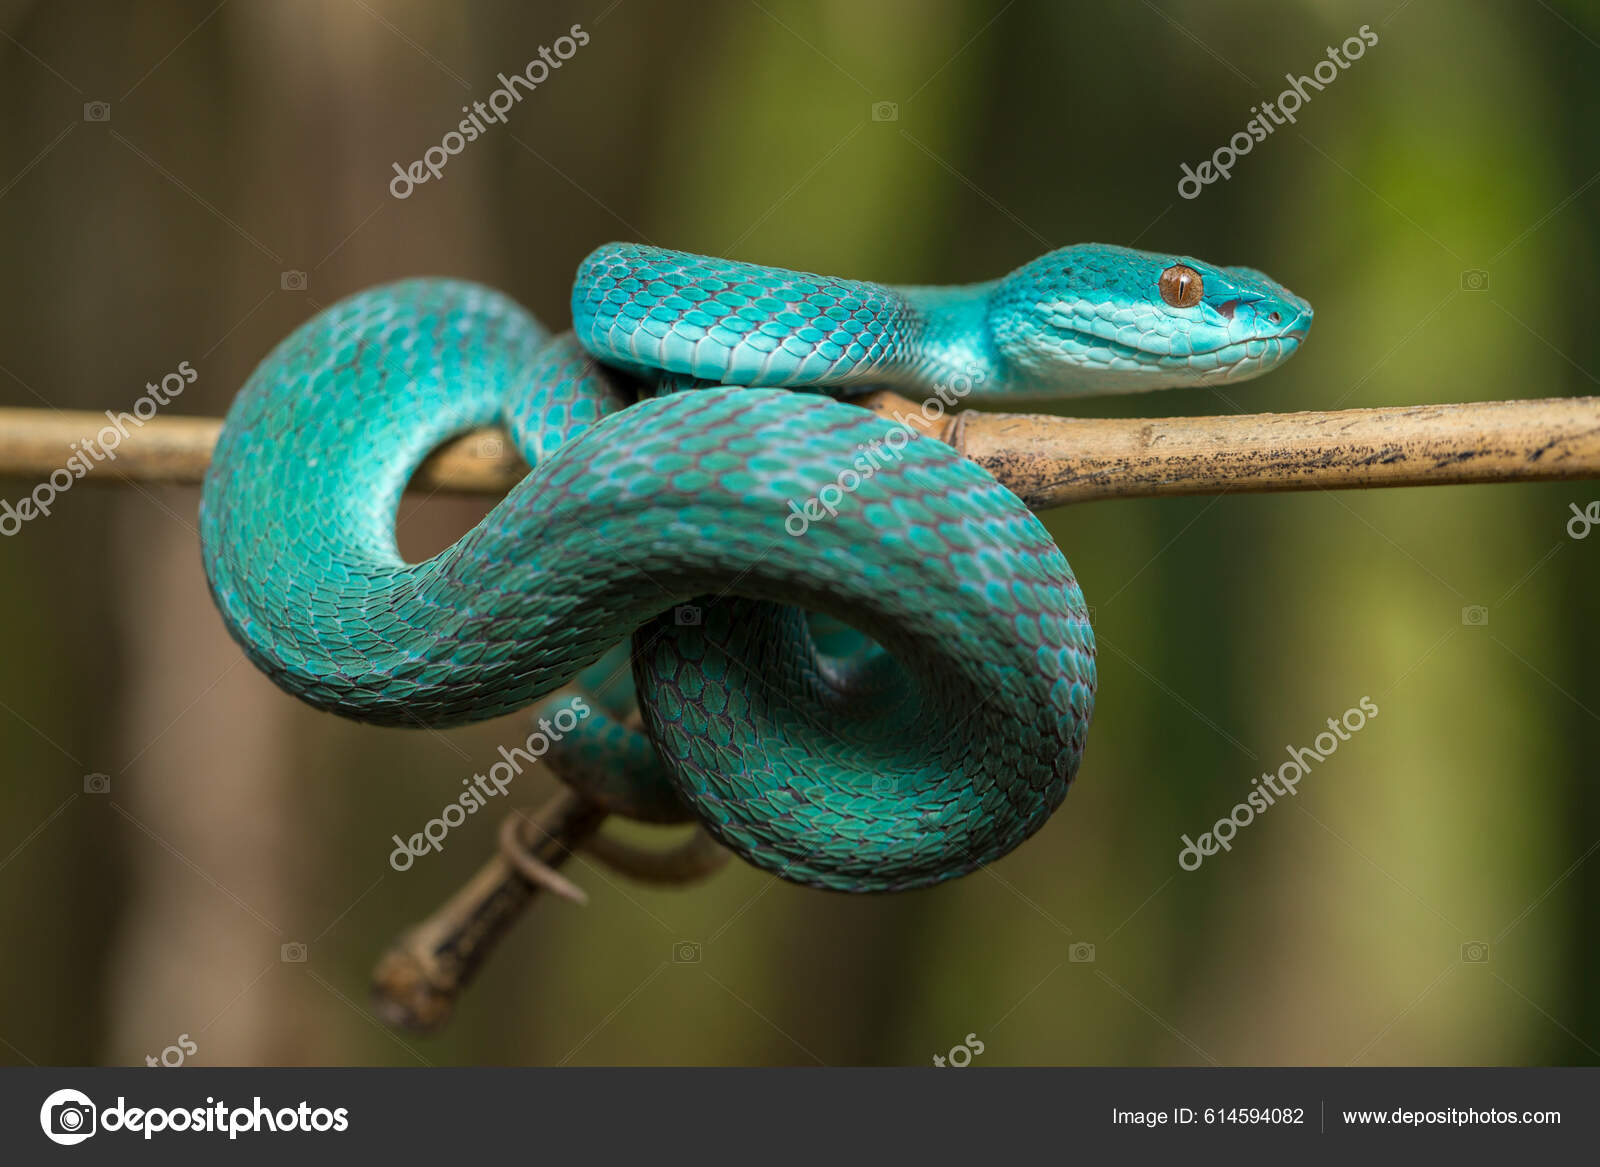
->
[853,393,1600,509]
[1,394,1597,510]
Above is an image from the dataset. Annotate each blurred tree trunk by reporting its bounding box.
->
[101,0,497,1065]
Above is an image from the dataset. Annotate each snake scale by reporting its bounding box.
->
[199,243,1311,892]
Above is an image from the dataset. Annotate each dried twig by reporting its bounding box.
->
[4,394,1596,508]
[850,392,1600,509]
[371,792,604,1034]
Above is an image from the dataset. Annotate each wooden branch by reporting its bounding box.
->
[2,395,1597,510]
[371,792,604,1034]
[0,408,527,495]
[370,790,729,1034]
[850,393,1600,510]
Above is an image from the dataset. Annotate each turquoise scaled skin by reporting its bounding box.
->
[199,242,1310,892]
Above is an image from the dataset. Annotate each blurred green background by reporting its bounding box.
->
[1,0,1597,1066]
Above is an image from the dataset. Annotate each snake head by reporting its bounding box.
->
[988,244,1312,395]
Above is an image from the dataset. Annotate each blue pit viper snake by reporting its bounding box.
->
[198,243,1312,892]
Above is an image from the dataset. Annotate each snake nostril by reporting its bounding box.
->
[1269,311,1282,324]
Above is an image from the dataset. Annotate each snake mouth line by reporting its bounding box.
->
[1051,323,1307,368]
[1213,336,1302,381]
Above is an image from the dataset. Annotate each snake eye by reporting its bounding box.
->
[1158,263,1204,309]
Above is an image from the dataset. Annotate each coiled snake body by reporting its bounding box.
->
[200,243,1310,892]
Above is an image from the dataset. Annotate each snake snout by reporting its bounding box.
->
[1259,298,1312,350]
[1223,267,1312,340]
[1283,297,1314,339]
[1244,295,1313,344]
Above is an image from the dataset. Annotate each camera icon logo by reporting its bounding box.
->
[672,940,702,963]
[1068,942,1096,963]
[280,270,307,292]
[40,1088,96,1145]
[870,101,899,122]
[871,775,898,795]
[1460,269,1489,291]
[83,101,111,122]
[674,605,702,627]
[1461,941,1490,963]
[280,941,307,963]
[473,435,504,460]
[83,772,110,794]
[1461,604,1489,627]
